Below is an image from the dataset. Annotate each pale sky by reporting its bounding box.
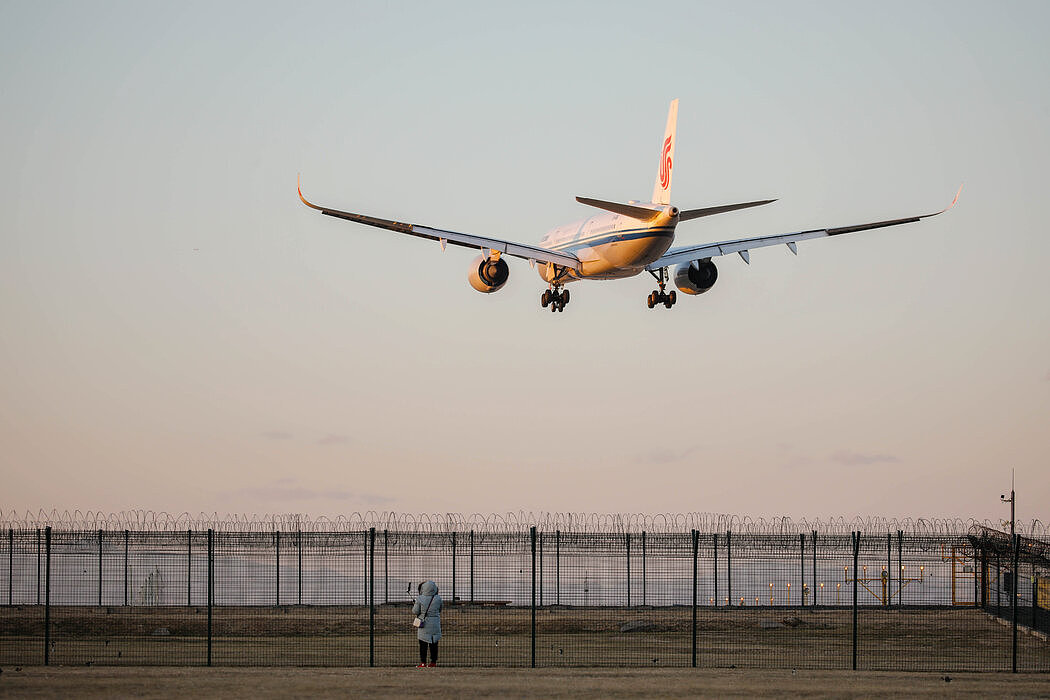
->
[1,1,1047,526]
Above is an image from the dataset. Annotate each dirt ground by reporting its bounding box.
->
[1,667,1049,699]
[3,605,1048,671]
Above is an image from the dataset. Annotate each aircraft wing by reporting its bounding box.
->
[647,187,961,270]
[298,178,581,271]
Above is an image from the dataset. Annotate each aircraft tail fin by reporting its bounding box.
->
[651,99,679,205]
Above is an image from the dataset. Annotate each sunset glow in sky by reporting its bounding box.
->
[2,1,1048,524]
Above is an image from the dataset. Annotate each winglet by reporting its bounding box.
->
[298,173,323,211]
[943,184,963,214]
[926,184,962,218]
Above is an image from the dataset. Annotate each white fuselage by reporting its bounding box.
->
[537,207,679,284]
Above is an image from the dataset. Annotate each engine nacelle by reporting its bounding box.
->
[674,259,718,295]
[467,254,510,293]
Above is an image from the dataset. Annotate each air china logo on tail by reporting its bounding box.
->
[659,135,673,189]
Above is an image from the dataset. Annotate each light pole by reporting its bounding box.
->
[1000,471,1015,541]
[1001,471,1018,674]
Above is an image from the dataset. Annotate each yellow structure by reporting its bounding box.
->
[842,564,924,605]
[941,544,977,607]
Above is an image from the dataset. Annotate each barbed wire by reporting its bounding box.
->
[969,524,1050,564]
[0,509,1045,537]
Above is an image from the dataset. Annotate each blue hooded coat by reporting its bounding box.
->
[412,580,442,643]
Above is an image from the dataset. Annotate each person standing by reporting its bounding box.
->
[413,580,442,667]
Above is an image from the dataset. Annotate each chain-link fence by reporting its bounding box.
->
[971,526,1050,673]
[1,526,1048,670]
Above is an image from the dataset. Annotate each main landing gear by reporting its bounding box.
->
[541,286,570,313]
[646,268,676,309]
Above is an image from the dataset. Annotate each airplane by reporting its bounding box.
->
[298,99,959,313]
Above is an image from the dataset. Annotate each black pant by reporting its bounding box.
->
[418,640,438,664]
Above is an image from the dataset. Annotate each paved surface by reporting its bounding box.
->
[1,667,1049,698]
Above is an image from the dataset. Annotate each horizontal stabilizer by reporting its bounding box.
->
[679,199,776,221]
[576,196,661,221]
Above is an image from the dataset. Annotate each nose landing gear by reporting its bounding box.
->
[645,268,676,309]
[541,287,570,313]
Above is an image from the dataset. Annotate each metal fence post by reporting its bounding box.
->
[641,530,647,606]
[886,532,892,607]
[187,529,192,607]
[973,544,979,610]
[298,529,304,606]
[897,530,903,609]
[626,532,631,607]
[852,531,859,670]
[530,526,537,668]
[555,530,560,606]
[799,533,805,608]
[1030,563,1038,640]
[44,526,51,665]
[727,530,732,606]
[469,530,474,603]
[275,530,280,607]
[1012,532,1019,673]
[123,529,130,606]
[538,532,543,607]
[692,529,698,667]
[383,529,388,605]
[369,527,375,667]
[97,529,103,606]
[713,533,718,606]
[37,528,41,605]
[8,528,13,606]
[451,531,457,604]
[979,542,987,610]
[812,530,817,608]
[207,528,213,667]
[363,531,368,606]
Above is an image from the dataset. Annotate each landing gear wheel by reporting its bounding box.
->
[645,267,677,310]
[544,286,570,313]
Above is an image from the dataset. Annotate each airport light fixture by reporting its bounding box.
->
[1000,470,1016,541]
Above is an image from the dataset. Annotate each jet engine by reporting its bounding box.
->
[674,259,718,295]
[467,254,510,293]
